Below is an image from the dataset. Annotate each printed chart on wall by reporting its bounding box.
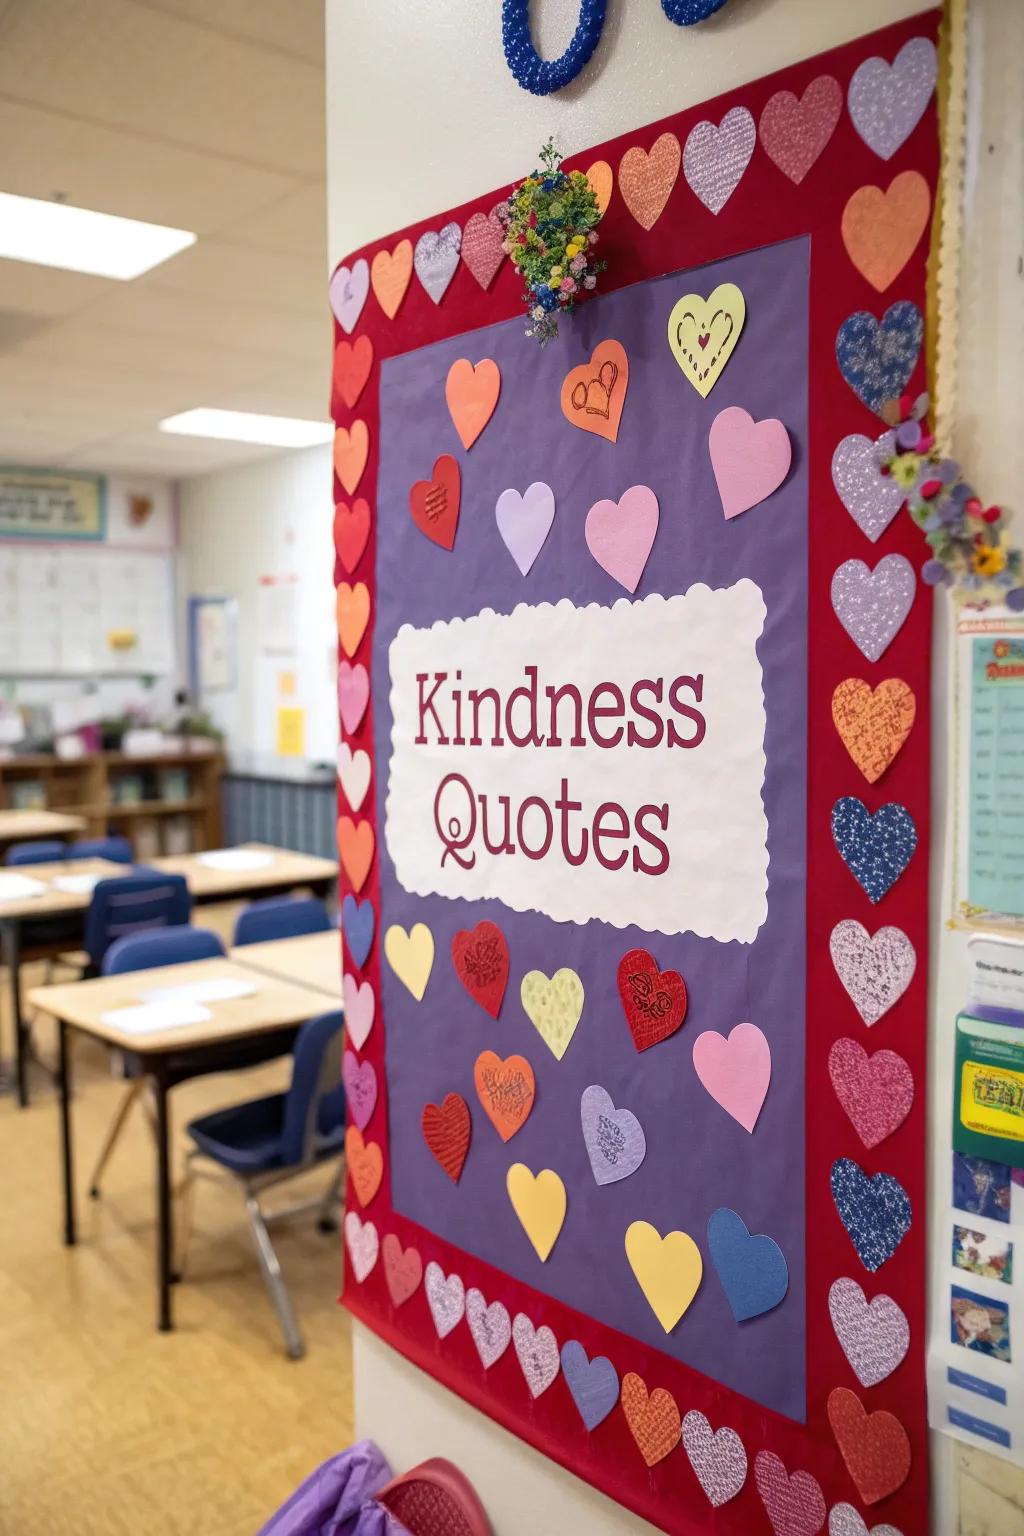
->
[331,14,939,1534]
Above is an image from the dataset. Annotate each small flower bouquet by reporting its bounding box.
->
[497,139,606,344]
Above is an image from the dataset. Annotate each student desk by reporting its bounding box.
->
[28,958,336,1333]
[149,844,338,904]
[231,930,342,1001]
[0,809,87,851]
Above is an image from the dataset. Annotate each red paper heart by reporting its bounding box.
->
[382,1233,423,1307]
[334,498,371,575]
[410,454,461,550]
[827,1386,911,1505]
[333,335,374,409]
[828,1038,914,1150]
[759,75,842,185]
[462,205,507,290]
[451,920,509,1018]
[421,1092,471,1183]
[617,947,687,1052]
[754,1452,826,1536]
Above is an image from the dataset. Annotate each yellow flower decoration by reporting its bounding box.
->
[889,454,921,491]
[974,545,1008,577]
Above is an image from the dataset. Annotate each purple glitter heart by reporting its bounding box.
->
[329,258,369,335]
[848,37,937,161]
[342,1049,377,1131]
[828,1276,910,1388]
[683,106,756,214]
[414,222,462,305]
[465,1287,511,1368]
[831,431,902,542]
[830,1500,903,1536]
[424,1260,465,1339]
[682,1409,748,1507]
[512,1312,560,1398]
[829,920,916,1026]
[831,554,916,662]
[580,1084,646,1186]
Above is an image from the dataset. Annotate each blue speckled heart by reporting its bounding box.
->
[342,894,375,969]
[835,301,923,416]
[831,1157,911,1273]
[831,795,916,903]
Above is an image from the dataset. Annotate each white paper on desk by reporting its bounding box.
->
[0,873,46,900]
[52,873,101,895]
[139,977,257,1005]
[197,848,275,872]
[100,1000,213,1034]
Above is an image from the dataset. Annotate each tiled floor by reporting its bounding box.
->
[958,1446,1024,1536]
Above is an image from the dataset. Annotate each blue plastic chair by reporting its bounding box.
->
[233,895,332,947]
[83,872,191,973]
[70,836,134,864]
[184,1010,345,1358]
[6,839,66,866]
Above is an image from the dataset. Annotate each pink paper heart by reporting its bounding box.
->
[692,1022,770,1133]
[709,406,792,520]
[343,973,375,1049]
[461,205,507,290]
[343,1049,377,1130]
[329,258,369,335]
[759,76,842,184]
[338,660,370,735]
[584,484,659,593]
[828,1038,914,1150]
[755,1451,826,1536]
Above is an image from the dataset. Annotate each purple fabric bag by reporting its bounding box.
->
[256,1439,408,1536]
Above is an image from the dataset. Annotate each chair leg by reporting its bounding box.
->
[88,1079,146,1198]
[244,1192,304,1361]
[316,1158,345,1233]
[173,1162,197,1282]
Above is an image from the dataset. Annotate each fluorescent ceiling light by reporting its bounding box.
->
[0,192,195,279]
[159,408,334,448]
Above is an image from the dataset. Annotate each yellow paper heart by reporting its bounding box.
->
[384,922,434,1001]
[625,1219,703,1333]
[666,282,746,398]
[520,967,584,1060]
[507,1163,566,1261]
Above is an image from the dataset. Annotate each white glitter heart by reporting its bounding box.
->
[682,1410,748,1507]
[831,431,902,542]
[512,1312,560,1398]
[465,1288,512,1369]
[828,1276,910,1387]
[344,1211,379,1282]
[831,554,916,662]
[830,1500,903,1536]
[414,222,462,305]
[424,1260,465,1339]
[847,36,937,161]
[830,919,916,1026]
[683,106,756,214]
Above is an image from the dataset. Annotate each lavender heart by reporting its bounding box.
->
[580,1084,646,1186]
[828,1276,910,1388]
[848,36,937,161]
[830,920,916,1026]
[329,258,369,335]
[424,1260,465,1339]
[343,1049,377,1130]
[343,1211,378,1282]
[560,1340,619,1431]
[495,482,555,577]
[684,106,756,214]
[414,222,462,305]
[830,1500,903,1536]
[831,431,902,542]
[831,554,915,663]
[465,1287,511,1368]
[512,1312,559,1398]
[682,1410,748,1508]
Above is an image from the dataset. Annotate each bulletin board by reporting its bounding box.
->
[332,13,939,1534]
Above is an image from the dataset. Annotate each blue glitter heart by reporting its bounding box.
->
[831,1157,911,1272]
[560,1340,619,1430]
[342,894,375,970]
[707,1207,789,1322]
[835,301,923,416]
[831,795,917,903]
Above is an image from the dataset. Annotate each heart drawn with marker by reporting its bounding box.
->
[667,282,745,397]
[382,1234,422,1307]
[409,454,460,550]
[559,340,628,442]
[580,1085,646,1185]
[474,1050,535,1142]
[620,1372,681,1467]
[333,498,371,575]
[451,919,509,1017]
[828,1387,911,1505]
[421,1091,471,1183]
[333,335,373,409]
[345,1126,383,1207]
[617,948,687,1052]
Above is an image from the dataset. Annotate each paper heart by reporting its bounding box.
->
[410,454,461,551]
[560,1340,619,1431]
[329,258,369,335]
[828,1276,910,1389]
[344,1210,378,1283]
[684,106,756,214]
[465,1288,511,1368]
[848,36,937,161]
[832,676,916,785]
[343,972,375,1048]
[506,1163,566,1261]
[667,282,745,398]
[333,335,373,409]
[831,432,902,543]
[585,485,659,593]
[754,1451,827,1536]
[520,967,583,1060]
[424,1260,465,1339]
[759,75,842,184]
[341,894,374,970]
[560,339,629,442]
[384,921,434,1000]
[495,482,555,577]
[461,205,506,290]
[842,172,931,293]
[618,132,680,229]
[382,1234,422,1307]
[835,301,923,417]
[580,1084,646,1186]
[371,239,413,319]
[337,743,371,813]
[620,1372,681,1468]
[451,920,509,1017]
[585,160,613,217]
[709,407,791,520]
[334,497,371,574]
[343,1049,377,1130]
[692,1022,771,1133]
[681,1409,747,1507]
[828,1038,914,1150]
[445,357,500,450]
[831,554,916,662]
[829,918,916,1026]
[707,1207,789,1321]
[829,1503,903,1536]
[336,581,370,658]
[414,221,461,305]
[512,1313,560,1398]
[333,421,369,496]
[421,1091,471,1183]
[831,796,917,904]
[831,1157,912,1273]
[345,1126,383,1207]
[337,815,374,892]
[828,1387,911,1505]
[338,661,370,736]
[617,947,687,1052]
[625,1219,702,1333]
[474,1051,535,1142]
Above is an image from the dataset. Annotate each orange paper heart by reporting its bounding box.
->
[841,171,931,293]
[445,357,501,450]
[337,815,374,892]
[586,160,613,217]
[473,1049,536,1142]
[345,1126,383,1206]
[333,421,369,496]
[618,132,680,231]
[371,239,413,319]
[832,677,916,784]
[336,581,370,657]
[620,1371,681,1467]
[333,335,373,409]
[560,339,629,443]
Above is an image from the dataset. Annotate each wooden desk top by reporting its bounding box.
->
[149,843,338,901]
[0,859,129,920]
[0,809,87,841]
[230,930,342,1000]
[28,957,329,1053]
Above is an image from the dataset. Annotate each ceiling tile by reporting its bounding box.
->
[220,182,327,257]
[136,0,325,67]
[64,427,292,477]
[145,239,326,315]
[0,257,113,319]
